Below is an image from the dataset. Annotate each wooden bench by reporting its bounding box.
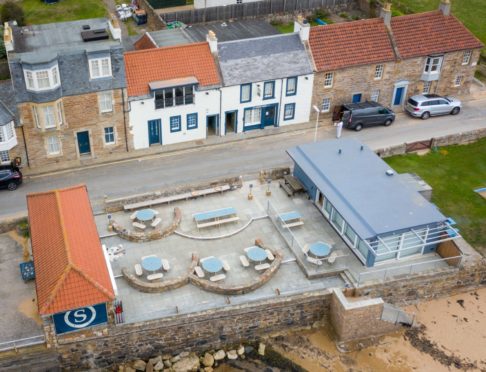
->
[209,273,226,282]
[239,255,250,267]
[265,249,275,261]
[161,259,170,271]
[147,273,163,281]
[255,263,271,271]
[222,260,231,272]
[306,256,322,266]
[194,266,205,278]
[132,222,146,230]
[279,174,304,197]
[134,264,143,276]
[151,217,162,228]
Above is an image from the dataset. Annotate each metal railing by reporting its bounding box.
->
[356,255,462,287]
[266,201,305,254]
[0,334,45,352]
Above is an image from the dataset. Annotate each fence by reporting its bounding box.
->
[159,0,353,24]
[266,200,305,255]
[356,255,463,287]
[0,335,45,352]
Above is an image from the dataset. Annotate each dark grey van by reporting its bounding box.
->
[333,101,395,131]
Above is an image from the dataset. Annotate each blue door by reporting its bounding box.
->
[262,105,277,127]
[393,87,404,106]
[148,119,161,145]
[76,131,91,155]
[352,93,362,103]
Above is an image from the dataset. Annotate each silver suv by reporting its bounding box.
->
[405,94,461,120]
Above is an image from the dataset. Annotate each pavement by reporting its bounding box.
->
[0,98,485,218]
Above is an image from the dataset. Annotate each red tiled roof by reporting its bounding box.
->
[124,42,221,97]
[391,11,483,59]
[134,33,157,50]
[27,185,114,315]
[309,18,396,72]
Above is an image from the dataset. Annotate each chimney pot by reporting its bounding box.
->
[380,2,392,27]
[206,30,218,54]
[439,0,451,16]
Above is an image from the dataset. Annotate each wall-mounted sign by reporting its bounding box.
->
[53,303,108,334]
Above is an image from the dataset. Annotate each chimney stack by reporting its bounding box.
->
[206,30,218,54]
[294,15,310,42]
[439,0,451,16]
[380,2,392,28]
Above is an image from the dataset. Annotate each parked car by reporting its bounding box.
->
[0,162,22,191]
[333,101,396,131]
[405,94,461,119]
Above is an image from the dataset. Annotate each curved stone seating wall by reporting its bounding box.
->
[109,208,182,242]
[121,253,199,293]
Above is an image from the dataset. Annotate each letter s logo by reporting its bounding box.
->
[64,307,97,329]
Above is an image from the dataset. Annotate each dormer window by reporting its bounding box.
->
[154,85,195,109]
[89,57,111,79]
[24,65,61,92]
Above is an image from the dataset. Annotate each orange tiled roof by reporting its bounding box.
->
[391,11,483,59]
[124,42,221,97]
[134,33,157,51]
[309,18,396,72]
[27,185,114,315]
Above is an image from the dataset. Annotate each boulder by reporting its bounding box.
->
[227,350,238,360]
[163,360,172,368]
[133,360,147,371]
[213,350,226,361]
[153,361,164,371]
[149,356,162,365]
[244,346,254,354]
[172,353,200,372]
[202,353,214,367]
[204,367,214,372]
[171,355,181,363]
[162,354,172,361]
[237,345,245,356]
[258,343,266,356]
[145,361,154,372]
[179,351,190,358]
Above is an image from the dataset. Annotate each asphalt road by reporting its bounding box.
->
[1,99,485,217]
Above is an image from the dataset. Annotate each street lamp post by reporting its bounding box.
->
[312,105,320,143]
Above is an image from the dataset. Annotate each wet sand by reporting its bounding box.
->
[271,288,486,371]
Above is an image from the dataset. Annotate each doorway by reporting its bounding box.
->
[352,93,362,103]
[206,114,219,136]
[148,119,161,145]
[76,131,91,155]
[262,105,277,127]
[224,111,237,134]
[392,81,409,107]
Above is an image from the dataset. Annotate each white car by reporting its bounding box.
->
[405,94,461,120]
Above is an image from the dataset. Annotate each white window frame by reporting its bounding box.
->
[0,122,15,143]
[89,57,112,79]
[0,150,9,163]
[243,107,261,126]
[32,102,63,130]
[43,106,56,129]
[374,64,384,80]
[370,89,380,102]
[23,65,61,92]
[454,75,463,87]
[46,135,61,155]
[424,56,443,73]
[98,91,113,113]
[323,72,333,88]
[104,126,116,145]
[462,50,472,65]
[56,101,64,125]
[422,81,432,94]
[321,98,331,112]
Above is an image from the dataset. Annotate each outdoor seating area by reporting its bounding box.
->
[131,208,160,231]
[193,207,239,229]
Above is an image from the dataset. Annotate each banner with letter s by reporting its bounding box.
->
[53,303,108,334]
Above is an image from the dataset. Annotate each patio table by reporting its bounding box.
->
[141,256,162,272]
[309,241,331,258]
[201,257,223,274]
[246,246,267,263]
[136,209,156,222]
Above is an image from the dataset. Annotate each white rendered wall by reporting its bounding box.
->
[220,74,314,135]
[129,89,220,149]
[194,0,261,9]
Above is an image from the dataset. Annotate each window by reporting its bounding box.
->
[284,103,295,120]
[462,50,472,65]
[454,75,463,87]
[187,113,198,130]
[263,81,275,99]
[104,127,115,144]
[0,150,9,163]
[170,116,181,132]
[422,81,432,94]
[331,209,344,233]
[240,84,251,103]
[175,87,184,105]
[370,89,380,102]
[99,91,113,113]
[32,102,64,130]
[0,122,15,142]
[321,98,331,112]
[344,225,357,247]
[424,56,443,73]
[43,106,56,129]
[236,0,242,3]
[46,136,61,155]
[323,72,333,88]
[23,65,61,91]
[154,85,194,109]
[243,107,261,126]
[89,57,112,79]
[286,77,297,96]
[57,101,64,125]
[374,64,384,80]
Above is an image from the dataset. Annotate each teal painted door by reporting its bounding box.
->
[76,131,91,155]
[148,119,161,145]
[394,87,404,105]
[352,93,362,103]
[262,105,277,127]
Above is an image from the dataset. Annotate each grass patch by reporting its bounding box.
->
[21,0,107,25]
[475,70,486,83]
[385,138,486,254]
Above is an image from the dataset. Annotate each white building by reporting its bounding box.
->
[0,99,17,164]
[124,42,222,149]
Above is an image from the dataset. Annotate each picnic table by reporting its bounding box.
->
[279,211,304,228]
[309,241,331,258]
[201,257,223,273]
[193,207,239,229]
[136,209,156,222]
[246,246,267,263]
[142,256,162,272]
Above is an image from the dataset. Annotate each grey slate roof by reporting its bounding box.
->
[0,81,17,126]
[287,139,446,240]
[218,33,313,86]
[8,18,125,104]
